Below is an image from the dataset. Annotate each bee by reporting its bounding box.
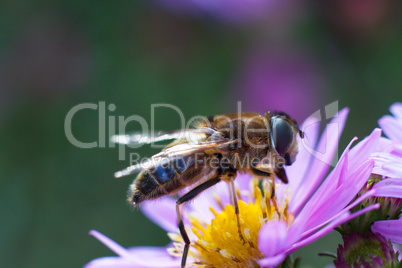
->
[112,111,303,268]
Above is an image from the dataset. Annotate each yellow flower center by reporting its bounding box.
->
[168,179,293,268]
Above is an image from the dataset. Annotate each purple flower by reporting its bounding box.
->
[86,108,381,267]
[369,103,402,246]
[332,104,402,267]
[378,103,402,144]
[373,102,402,178]
[334,232,399,268]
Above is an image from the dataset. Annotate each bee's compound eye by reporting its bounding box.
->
[270,117,294,157]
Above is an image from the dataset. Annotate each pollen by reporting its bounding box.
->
[168,179,292,268]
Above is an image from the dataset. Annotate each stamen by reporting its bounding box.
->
[167,178,291,267]
[173,242,183,251]
[244,228,252,241]
[219,249,233,259]
[283,202,289,219]
[167,247,181,257]
[191,227,203,240]
[190,218,207,233]
[213,192,224,210]
[260,198,267,219]
[209,207,219,217]
[258,215,266,225]
[194,241,209,253]
[167,232,183,242]
[200,239,215,250]
[271,198,283,219]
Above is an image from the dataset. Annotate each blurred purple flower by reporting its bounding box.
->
[235,48,324,123]
[86,108,382,267]
[323,0,396,42]
[155,0,283,24]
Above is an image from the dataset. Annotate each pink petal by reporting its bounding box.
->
[186,181,231,225]
[372,152,402,178]
[85,256,146,268]
[303,138,354,206]
[124,247,182,266]
[390,143,402,158]
[236,174,254,203]
[287,204,380,254]
[258,220,288,257]
[348,128,382,169]
[298,190,376,240]
[140,197,178,233]
[206,179,231,206]
[87,231,182,267]
[85,251,180,268]
[379,116,402,143]
[279,116,320,203]
[390,102,402,120]
[290,108,349,214]
[287,116,321,182]
[393,243,402,261]
[309,160,373,229]
[375,137,394,153]
[295,159,373,232]
[236,172,253,192]
[257,254,286,268]
[89,230,129,257]
[372,219,402,244]
[287,213,348,254]
[372,178,402,198]
[381,163,402,178]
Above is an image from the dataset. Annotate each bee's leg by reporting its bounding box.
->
[176,177,221,268]
[228,178,247,244]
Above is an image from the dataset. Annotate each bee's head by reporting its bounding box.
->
[265,111,304,166]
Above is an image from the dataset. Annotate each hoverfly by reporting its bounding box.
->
[112,111,303,268]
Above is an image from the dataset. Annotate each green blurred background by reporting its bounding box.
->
[0,1,401,267]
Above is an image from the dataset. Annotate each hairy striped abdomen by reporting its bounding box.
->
[129,156,195,205]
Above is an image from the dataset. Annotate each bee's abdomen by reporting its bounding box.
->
[129,157,194,205]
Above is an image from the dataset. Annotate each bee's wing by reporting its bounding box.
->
[157,139,237,158]
[110,127,218,145]
[114,138,237,178]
